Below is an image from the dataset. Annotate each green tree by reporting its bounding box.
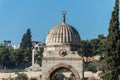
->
[81,40,92,57]
[97,34,107,55]
[35,47,44,66]
[81,34,107,57]
[12,49,24,67]
[0,46,11,68]
[20,28,32,67]
[51,73,65,80]
[86,62,97,72]
[20,28,32,50]
[85,61,103,72]
[98,34,105,40]
[15,73,28,80]
[30,77,37,80]
[23,48,32,67]
[90,38,100,55]
[9,48,31,68]
[102,0,120,80]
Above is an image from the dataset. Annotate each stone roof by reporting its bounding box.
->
[46,12,81,46]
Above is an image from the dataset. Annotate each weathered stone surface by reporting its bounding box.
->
[42,12,83,80]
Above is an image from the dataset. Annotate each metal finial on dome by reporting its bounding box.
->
[62,11,66,23]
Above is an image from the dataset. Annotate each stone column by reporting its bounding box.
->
[32,48,35,66]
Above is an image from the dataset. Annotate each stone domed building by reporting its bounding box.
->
[42,11,83,80]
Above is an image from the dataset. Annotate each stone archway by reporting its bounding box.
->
[45,63,80,80]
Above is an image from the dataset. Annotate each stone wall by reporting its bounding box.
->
[0,72,41,80]
[42,46,83,80]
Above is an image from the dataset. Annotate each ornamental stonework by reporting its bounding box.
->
[42,11,83,80]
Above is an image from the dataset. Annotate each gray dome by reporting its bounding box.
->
[46,23,81,46]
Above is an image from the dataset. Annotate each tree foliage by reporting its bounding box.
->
[81,34,107,57]
[0,46,11,68]
[82,34,107,73]
[51,68,72,80]
[35,47,44,66]
[20,28,32,50]
[20,28,32,67]
[0,29,33,69]
[86,62,97,72]
[102,0,120,80]
[30,77,37,80]
[85,60,104,72]
[0,46,43,69]
[15,73,28,80]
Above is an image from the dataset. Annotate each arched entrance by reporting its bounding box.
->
[45,63,80,80]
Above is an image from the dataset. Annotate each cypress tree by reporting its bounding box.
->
[102,0,120,80]
[20,28,32,66]
[20,28,32,50]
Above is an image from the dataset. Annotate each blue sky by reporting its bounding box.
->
[0,0,115,45]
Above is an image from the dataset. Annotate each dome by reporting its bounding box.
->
[46,11,81,46]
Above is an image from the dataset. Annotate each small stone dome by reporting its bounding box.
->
[46,11,81,46]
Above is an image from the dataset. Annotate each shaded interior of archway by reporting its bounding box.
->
[50,67,75,80]
[45,63,80,80]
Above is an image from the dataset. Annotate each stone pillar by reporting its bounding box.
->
[32,48,35,66]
